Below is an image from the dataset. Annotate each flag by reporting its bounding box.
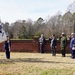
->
[0,22,7,43]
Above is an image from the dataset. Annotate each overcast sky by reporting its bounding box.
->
[0,0,75,23]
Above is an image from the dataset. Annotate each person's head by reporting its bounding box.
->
[61,32,65,37]
[41,34,44,38]
[6,36,9,41]
[71,32,75,38]
[52,34,55,38]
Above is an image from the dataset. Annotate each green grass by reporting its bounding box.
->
[0,52,75,75]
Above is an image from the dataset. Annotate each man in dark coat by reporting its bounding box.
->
[4,36,11,59]
[39,34,46,53]
[70,33,75,58]
[50,34,57,56]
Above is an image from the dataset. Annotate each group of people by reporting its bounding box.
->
[3,32,75,59]
[39,32,75,59]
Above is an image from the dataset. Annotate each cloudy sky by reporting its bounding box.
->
[0,0,75,23]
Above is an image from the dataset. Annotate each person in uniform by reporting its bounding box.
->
[39,34,46,53]
[4,36,11,59]
[50,34,57,56]
[60,33,67,57]
[70,33,75,58]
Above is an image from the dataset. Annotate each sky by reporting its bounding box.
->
[0,0,75,23]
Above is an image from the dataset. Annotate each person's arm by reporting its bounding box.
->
[70,39,73,49]
[65,37,67,47]
[9,40,11,52]
[54,39,57,48]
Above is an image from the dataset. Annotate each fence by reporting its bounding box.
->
[0,38,71,53]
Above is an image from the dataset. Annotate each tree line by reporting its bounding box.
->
[2,1,75,39]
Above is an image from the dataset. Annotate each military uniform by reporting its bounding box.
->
[60,36,67,57]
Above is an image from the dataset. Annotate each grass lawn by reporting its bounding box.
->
[0,52,75,75]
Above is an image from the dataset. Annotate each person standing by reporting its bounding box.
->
[50,34,57,56]
[70,33,75,58]
[39,34,46,53]
[60,33,67,57]
[4,36,11,59]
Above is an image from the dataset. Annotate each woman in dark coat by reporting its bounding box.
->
[4,36,11,59]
